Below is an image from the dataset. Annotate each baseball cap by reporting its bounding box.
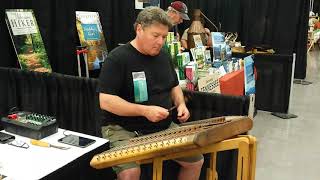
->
[170,1,190,20]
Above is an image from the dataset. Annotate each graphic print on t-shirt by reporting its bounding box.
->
[132,71,148,102]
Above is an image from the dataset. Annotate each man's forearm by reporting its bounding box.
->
[171,85,186,107]
[99,93,146,117]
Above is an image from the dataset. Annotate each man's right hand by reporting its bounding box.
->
[143,106,169,123]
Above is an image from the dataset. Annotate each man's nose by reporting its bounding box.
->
[179,18,183,24]
[156,36,165,45]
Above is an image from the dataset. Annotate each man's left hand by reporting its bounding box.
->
[177,104,190,123]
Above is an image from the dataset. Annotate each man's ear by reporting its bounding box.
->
[136,24,142,35]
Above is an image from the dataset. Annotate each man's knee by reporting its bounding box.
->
[177,158,204,169]
[117,167,141,180]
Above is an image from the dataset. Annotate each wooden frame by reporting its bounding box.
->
[138,135,257,180]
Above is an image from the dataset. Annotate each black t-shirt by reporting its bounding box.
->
[98,43,179,133]
[170,25,179,38]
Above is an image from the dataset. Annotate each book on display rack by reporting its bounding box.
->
[5,9,52,73]
[76,11,108,70]
[211,32,226,60]
[244,55,256,95]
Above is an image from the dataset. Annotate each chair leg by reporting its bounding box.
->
[239,135,257,180]
[248,136,257,180]
[236,141,250,180]
[207,152,218,180]
[153,157,163,180]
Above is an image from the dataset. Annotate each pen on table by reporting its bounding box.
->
[30,139,70,150]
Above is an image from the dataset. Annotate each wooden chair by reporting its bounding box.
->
[138,135,257,180]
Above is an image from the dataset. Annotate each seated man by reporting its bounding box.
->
[98,7,204,180]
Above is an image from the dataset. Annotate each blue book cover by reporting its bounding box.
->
[244,55,255,95]
[211,32,226,61]
[82,24,100,40]
[76,11,108,70]
[211,32,225,43]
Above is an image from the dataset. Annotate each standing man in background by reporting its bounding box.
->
[166,1,190,41]
[98,6,203,180]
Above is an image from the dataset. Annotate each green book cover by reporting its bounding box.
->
[76,11,108,70]
[5,9,52,73]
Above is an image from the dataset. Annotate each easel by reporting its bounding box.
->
[76,46,89,78]
[138,135,257,180]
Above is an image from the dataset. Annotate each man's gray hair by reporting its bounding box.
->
[134,7,173,31]
[167,6,177,13]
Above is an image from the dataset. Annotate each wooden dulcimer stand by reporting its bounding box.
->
[90,116,257,180]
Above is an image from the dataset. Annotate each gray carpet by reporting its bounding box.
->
[250,49,320,180]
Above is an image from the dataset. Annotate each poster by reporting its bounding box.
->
[5,9,52,73]
[135,0,160,9]
[76,11,108,70]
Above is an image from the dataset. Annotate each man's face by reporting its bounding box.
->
[136,23,169,56]
[170,11,183,25]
